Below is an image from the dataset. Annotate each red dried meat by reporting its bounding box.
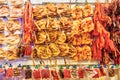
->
[51,70,59,80]
[6,68,14,77]
[33,69,41,79]
[63,69,71,78]
[41,69,50,79]
[92,69,100,78]
[78,68,84,78]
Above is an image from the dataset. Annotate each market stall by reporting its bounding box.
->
[0,0,119,80]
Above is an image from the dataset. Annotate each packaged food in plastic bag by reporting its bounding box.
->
[8,0,24,6]
[6,19,21,34]
[58,66,64,79]
[78,68,84,78]
[0,0,7,4]
[51,67,60,80]
[25,65,32,79]
[0,33,5,45]
[0,65,5,80]
[33,65,42,79]
[6,65,14,78]
[10,6,23,18]
[71,65,78,79]
[0,19,6,33]
[41,66,51,79]
[63,67,71,79]
[0,5,9,17]
[0,47,5,60]
[5,45,19,60]
[5,34,20,45]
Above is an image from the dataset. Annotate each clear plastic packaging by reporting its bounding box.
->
[8,0,24,6]
[5,34,20,45]
[25,65,32,79]
[0,5,9,17]
[51,67,60,80]
[41,68,51,79]
[10,6,23,18]
[0,0,7,5]
[0,47,5,60]
[6,67,14,78]
[0,33,5,45]
[5,45,19,60]
[0,19,6,33]
[63,68,71,79]
[0,65,5,80]
[6,19,21,34]
[33,66,42,79]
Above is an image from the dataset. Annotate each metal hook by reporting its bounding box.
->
[85,0,88,4]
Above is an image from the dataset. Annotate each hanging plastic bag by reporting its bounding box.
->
[6,64,14,80]
[13,64,22,80]
[78,68,84,78]
[25,65,32,80]
[51,67,60,80]
[71,65,78,79]
[41,65,51,79]
[0,65,5,80]
[63,66,71,79]
[58,65,64,79]
[33,65,41,80]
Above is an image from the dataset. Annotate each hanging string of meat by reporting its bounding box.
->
[104,0,120,64]
[92,1,120,64]
[23,0,36,56]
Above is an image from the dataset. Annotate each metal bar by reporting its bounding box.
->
[41,2,110,5]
